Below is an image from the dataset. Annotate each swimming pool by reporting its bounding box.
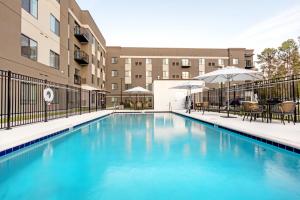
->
[0,113,300,200]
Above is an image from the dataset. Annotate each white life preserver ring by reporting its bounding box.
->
[43,88,54,102]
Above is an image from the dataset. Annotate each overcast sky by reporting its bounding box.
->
[76,0,300,55]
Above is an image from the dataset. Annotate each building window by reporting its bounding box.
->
[163,71,169,79]
[218,59,224,66]
[182,72,189,79]
[125,84,131,90]
[246,60,252,67]
[181,59,190,66]
[163,58,169,65]
[112,83,118,90]
[112,70,118,77]
[22,0,38,18]
[146,70,152,77]
[125,58,131,64]
[111,57,118,64]
[233,58,239,65]
[50,50,59,69]
[146,58,152,64]
[91,75,94,84]
[125,70,131,77]
[21,34,37,61]
[50,14,60,36]
[199,58,205,66]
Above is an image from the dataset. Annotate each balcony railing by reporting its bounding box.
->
[74,74,81,85]
[181,62,191,68]
[74,26,89,43]
[74,50,89,65]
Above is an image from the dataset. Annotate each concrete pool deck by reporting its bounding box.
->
[173,110,300,151]
[0,110,113,153]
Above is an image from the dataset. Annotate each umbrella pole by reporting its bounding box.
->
[227,81,230,117]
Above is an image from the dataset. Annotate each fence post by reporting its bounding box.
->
[88,90,91,113]
[6,71,12,130]
[96,92,98,111]
[79,88,82,115]
[44,79,48,122]
[66,85,69,118]
[292,75,297,123]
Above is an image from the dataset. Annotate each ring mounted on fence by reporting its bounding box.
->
[43,88,54,103]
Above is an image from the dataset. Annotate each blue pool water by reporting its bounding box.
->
[0,113,300,200]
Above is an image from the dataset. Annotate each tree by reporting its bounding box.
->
[257,48,277,78]
[277,39,299,76]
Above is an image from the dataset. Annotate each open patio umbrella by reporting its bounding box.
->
[194,66,263,118]
[124,86,151,109]
[170,81,208,112]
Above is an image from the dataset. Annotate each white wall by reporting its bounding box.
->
[153,80,204,111]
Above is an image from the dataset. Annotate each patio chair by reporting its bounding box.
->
[136,102,143,110]
[195,102,202,112]
[273,101,296,125]
[129,101,135,109]
[202,102,209,114]
[242,102,265,122]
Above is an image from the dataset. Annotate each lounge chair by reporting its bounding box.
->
[136,102,143,110]
[273,101,296,125]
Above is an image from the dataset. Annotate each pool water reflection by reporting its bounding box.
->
[0,113,300,200]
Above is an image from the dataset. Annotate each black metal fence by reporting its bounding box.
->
[193,74,300,122]
[0,70,106,129]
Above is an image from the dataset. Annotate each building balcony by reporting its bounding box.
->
[74,26,89,43]
[74,75,81,85]
[74,50,89,65]
[181,62,191,68]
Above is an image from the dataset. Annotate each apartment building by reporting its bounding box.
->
[106,47,254,107]
[0,0,106,90]
[0,0,254,109]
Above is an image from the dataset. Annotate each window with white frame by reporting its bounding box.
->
[22,0,38,18]
[199,58,205,66]
[125,58,131,64]
[112,83,118,90]
[111,57,118,64]
[182,72,189,79]
[218,59,224,66]
[125,70,131,77]
[181,59,190,66]
[146,70,152,77]
[146,58,152,64]
[163,58,169,65]
[233,58,239,65]
[111,70,118,77]
[163,71,169,79]
[50,50,60,69]
[50,14,60,36]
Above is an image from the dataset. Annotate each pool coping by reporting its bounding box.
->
[1,110,299,158]
[0,112,113,158]
[172,111,300,155]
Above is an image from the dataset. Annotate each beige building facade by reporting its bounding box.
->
[106,47,254,107]
[0,0,254,108]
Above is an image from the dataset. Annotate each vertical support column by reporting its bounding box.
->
[44,79,48,122]
[79,88,82,115]
[96,92,98,111]
[6,71,11,130]
[292,75,297,123]
[66,85,69,118]
[88,90,91,113]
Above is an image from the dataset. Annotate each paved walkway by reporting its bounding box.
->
[173,110,300,150]
[0,110,113,152]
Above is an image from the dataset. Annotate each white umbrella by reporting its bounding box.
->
[124,86,151,109]
[170,81,208,111]
[194,66,263,117]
